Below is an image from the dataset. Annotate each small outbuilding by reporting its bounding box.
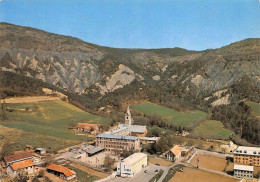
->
[35,148,46,155]
[46,164,76,181]
[85,146,104,157]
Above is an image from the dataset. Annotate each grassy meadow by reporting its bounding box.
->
[131,102,207,127]
[192,120,233,139]
[246,102,260,117]
[1,100,112,151]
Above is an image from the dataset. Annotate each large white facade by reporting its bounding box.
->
[117,153,147,177]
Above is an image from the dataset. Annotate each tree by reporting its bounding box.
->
[121,150,131,158]
[167,135,174,148]
[104,156,116,173]
[68,119,77,129]
[1,100,7,121]
[0,141,14,160]
[25,106,30,112]
[151,127,162,137]
[155,136,169,154]
[178,126,183,135]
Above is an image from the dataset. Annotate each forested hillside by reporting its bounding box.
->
[0,23,259,144]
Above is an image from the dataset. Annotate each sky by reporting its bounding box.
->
[0,0,260,50]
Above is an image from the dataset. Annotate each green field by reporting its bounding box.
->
[192,120,233,139]
[246,102,260,117]
[131,103,207,127]
[68,165,99,182]
[1,100,112,151]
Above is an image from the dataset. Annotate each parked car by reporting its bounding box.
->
[155,163,160,166]
[144,170,147,173]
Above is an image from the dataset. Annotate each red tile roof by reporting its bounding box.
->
[10,159,34,171]
[4,152,33,163]
[47,164,76,177]
[170,145,182,156]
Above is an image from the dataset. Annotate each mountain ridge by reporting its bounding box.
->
[0,23,259,107]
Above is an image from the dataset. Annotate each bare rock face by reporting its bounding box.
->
[96,64,137,95]
[0,23,259,105]
[0,49,101,94]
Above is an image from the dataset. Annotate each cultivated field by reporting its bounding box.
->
[190,154,234,172]
[169,167,238,182]
[70,163,108,179]
[192,120,233,139]
[246,102,260,118]
[68,164,100,182]
[0,100,112,151]
[132,102,207,127]
[1,96,61,103]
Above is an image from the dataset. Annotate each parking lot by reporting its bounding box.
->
[106,163,168,182]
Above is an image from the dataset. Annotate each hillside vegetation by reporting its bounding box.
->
[246,102,260,117]
[192,120,233,139]
[132,103,207,127]
[0,23,259,145]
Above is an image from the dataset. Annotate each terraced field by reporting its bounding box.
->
[1,100,112,151]
[192,120,233,139]
[131,103,207,127]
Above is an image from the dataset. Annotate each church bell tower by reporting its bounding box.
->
[125,106,132,125]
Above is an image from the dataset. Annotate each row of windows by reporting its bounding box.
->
[235,158,260,161]
[235,174,252,178]
[235,155,260,158]
[97,140,135,145]
[234,170,253,173]
[105,145,134,150]
[97,138,136,142]
[97,141,131,145]
[105,148,123,152]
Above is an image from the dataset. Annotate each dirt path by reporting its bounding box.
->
[1,96,61,104]
[70,163,108,179]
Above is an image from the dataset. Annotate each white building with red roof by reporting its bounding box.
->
[3,152,36,178]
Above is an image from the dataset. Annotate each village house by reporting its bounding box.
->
[3,152,36,178]
[234,146,260,167]
[77,123,100,135]
[165,145,182,161]
[46,164,76,181]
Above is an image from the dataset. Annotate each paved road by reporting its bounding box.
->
[104,163,168,182]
